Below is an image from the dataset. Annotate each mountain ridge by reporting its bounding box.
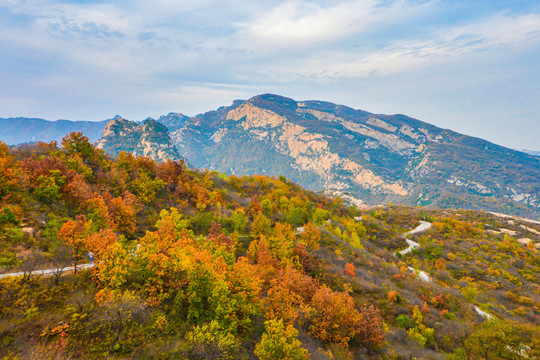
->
[161,94,540,219]
[1,94,538,219]
[0,117,109,144]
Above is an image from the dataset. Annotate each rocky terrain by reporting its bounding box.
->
[95,117,181,162]
[160,94,540,219]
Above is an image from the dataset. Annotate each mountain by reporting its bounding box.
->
[164,94,539,219]
[154,112,190,132]
[519,149,540,157]
[4,94,539,219]
[95,117,181,162]
[0,117,108,144]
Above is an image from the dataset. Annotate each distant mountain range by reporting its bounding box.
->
[519,149,540,157]
[1,94,539,219]
[0,117,109,144]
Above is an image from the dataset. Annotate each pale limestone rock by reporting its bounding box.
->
[366,117,398,132]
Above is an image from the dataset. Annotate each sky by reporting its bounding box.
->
[1,0,539,151]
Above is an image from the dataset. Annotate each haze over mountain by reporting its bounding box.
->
[0,117,109,145]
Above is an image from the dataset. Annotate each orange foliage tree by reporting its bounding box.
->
[57,215,93,271]
[308,286,362,345]
[357,305,385,348]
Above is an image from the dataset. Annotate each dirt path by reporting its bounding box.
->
[397,221,432,256]
[396,221,432,282]
[0,263,95,279]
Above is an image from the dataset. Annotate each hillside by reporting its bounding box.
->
[4,95,539,219]
[0,135,539,359]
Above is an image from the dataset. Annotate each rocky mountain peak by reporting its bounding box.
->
[156,112,190,132]
[248,93,298,111]
[97,118,181,162]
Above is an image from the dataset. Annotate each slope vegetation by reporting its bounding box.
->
[0,134,538,359]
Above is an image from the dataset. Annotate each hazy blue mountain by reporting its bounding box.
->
[0,117,109,144]
[519,149,540,157]
[154,113,190,132]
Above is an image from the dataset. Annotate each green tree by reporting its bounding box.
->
[465,320,539,360]
[35,169,65,203]
[61,132,95,160]
[286,207,306,227]
[231,211,248,233]
[312,208,329,225]
[188,321,239,360]
[255,319,308,360]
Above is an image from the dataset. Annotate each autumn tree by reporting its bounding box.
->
[264,267,318,325]
[465,320,539,360]
[64,173,93,204]
[130,171,165,205]
[84,228,118,260]
[251,213,272,239]
[309,286,362,345]
[248,196,262,219]
[57,215,93,271]
[357,305,385,349]
[343,263,355,277]
[0,142,20,201]
[267,222,296,261]
[188,321,239,360]
[312,208,329,225]
[300,222,320,250]
[61,132,95,161]
[107,192,139,236]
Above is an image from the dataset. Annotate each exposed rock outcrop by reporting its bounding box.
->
[96,118,182,162]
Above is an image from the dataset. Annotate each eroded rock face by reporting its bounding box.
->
[220,101,408,197]
[97,118,182,162]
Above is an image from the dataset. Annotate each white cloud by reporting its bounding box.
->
[265,12,540,80]
[237,0,435,48]
[240,1,375,44]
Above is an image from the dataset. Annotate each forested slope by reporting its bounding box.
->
[0,133,538,359]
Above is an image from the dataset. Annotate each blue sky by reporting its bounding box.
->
[1,0,539,150]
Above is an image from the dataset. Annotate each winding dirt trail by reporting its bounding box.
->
[397,221,431,256]
[396,221,432,282]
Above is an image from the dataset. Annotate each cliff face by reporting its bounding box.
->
[167,94,540,218]
[96,118,182,162]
